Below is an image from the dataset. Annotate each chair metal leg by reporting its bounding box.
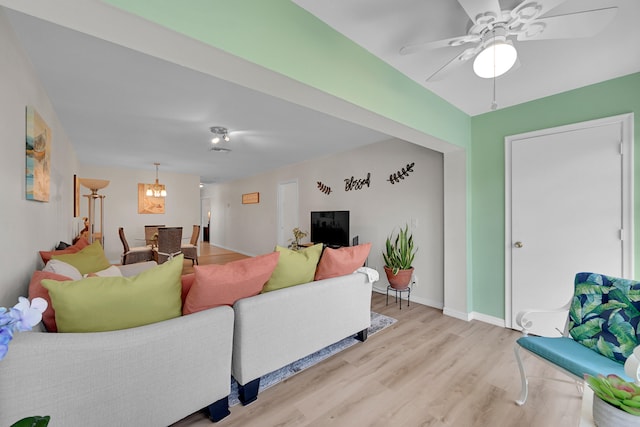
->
[514,344,528,406]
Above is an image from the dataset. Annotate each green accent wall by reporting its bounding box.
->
[103,0,470,149]
[471,73,640,318]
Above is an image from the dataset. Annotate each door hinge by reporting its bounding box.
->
[620,229,624,241]
[619,142,624,155]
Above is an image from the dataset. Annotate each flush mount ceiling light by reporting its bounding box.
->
[146,162,167,198]
[210,126,230,144]
[472,29,518,79]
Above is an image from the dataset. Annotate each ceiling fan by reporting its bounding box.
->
[399,0,618,81]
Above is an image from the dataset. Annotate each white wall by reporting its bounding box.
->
[443,149,469,319]
[0,10,202,306]
[0,9,79,306]
[78,165,201,263]
[0,4,467,314]
[209,139,445,308]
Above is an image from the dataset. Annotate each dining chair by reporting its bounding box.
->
[144,224,165,246]
[118,227,154,265]
[154,227,183,264]
[181,224,200,265]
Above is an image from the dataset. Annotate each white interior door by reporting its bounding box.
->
[277,180,298,247]
[506,114,633,336]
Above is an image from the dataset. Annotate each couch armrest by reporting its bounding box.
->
[516,299,572,336]
[232,272,372,386]
[0,306,234,426]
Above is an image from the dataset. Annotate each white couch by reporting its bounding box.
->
[231,271,373,404]
[1,264,374,423]
[0,262,235,426]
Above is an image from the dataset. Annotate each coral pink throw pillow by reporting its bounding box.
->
[181,273,195,307]
[27,270,73,332]
[314,243,372,281]
[39,237,89,264]
[183,252,280,315]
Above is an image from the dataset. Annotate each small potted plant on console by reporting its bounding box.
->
[383,224,416,289]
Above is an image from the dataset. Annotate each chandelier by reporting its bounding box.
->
[146,162,167,198]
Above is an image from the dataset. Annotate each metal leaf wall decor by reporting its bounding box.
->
[387,162,415,184]
[317,181,332,195]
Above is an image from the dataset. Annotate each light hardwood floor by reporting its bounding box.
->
[173,244,582,426]
[180,244,249,275]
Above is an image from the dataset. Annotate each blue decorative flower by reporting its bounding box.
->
[0,297,47,361]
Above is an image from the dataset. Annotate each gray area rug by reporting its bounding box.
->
[229,311,397,406]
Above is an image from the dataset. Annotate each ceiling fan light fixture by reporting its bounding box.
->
[473,39,518,79]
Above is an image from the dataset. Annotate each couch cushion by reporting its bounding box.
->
[42,259,83,281]
[27,270,73,332]
[568,272,640,363]
[39,237,89,264]
[183,252,279,314]
[51,241,111,275]
[41,255,183,332]
[262,244,323,293]
[314,243,372,281]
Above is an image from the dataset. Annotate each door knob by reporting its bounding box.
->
[514,241,523,248]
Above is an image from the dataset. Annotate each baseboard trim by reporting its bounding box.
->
[372,287,443,310]
[469,312,506,328]
[207,242,255,257]
[443,307,471,321]
[412,295,443,310]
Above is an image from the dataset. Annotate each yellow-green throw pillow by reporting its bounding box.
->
[42,255,183,332]
[51,241,111,275]
[262,244,323,292]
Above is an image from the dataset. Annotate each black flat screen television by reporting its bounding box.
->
[310,210,350,248]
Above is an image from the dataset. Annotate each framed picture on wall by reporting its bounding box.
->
[25,106,51,202]
[242,192,260,204]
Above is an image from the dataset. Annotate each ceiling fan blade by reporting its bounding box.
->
[457,0,501,24]
[517,7,618,41]
[426,47,478,82]
[400,34,480,56]
[535,0,570,18]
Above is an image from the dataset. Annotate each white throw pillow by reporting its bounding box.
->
[43,259,83,281]
[86,265,123,278]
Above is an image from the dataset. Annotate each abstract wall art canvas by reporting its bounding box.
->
[25,106,51,202]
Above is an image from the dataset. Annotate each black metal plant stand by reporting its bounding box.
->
[386,283,411,310]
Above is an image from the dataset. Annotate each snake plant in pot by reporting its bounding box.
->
[383,225,417,290]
